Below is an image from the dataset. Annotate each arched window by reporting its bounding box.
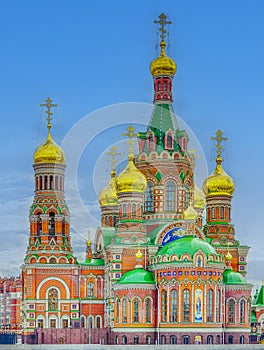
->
[80,316,85,328]
[170,290,177,322]
[211,207,215,219]
[39,176,43,190]
[215,290,220,322]
[228,335,233,344]
[134,335,139,344]
[48,288,58,311]
[48,213,55,235]
[228,299,235,323]
[161,290,167,322]
[96,316,101,328]
[133,299,139,322]
[165,181,175,211]
[157,82,160,91]
[240,299,245,323]
[183,289,190,322]
[105,216,109,226]
[145,182,153,212]
[183,335,189,344]
[216,335,221,344]
[145,298,151,323]
[146,335,151,344]
[166,133,173,149]
[207,289,213,322]
[185,183,190,209]
[207,335,213,344]
[123,335,127,345]
[164,81,167,90]
[37,214,42,235]
[220,206,224,219]
[44,175,48,190]
[123,299,127,323]
[55,176,58,190]
[50,175,54,190]
[147,133,155,151]
[113,216,117,226]
[161,335,166,344]
[170,335,176,344]
[87,282,94,297]
[123,204,127,218]
[240,335,244,344]
[228,207,231,220]
[88,316,93,329]
[132,203,137,217]
[62,217,65,236]
[115,335,118,344]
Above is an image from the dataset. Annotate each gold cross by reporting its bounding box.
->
[122,125,138,156]
[105,146,121,171]
[154,13,172,43]
[210,130,228,157]
[40,97,58,130]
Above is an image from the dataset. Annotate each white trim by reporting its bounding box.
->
[36,277,70,299]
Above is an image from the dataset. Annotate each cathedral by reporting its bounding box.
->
[21,13,259,345]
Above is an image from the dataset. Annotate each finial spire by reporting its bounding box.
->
[154,13,172,56]
[105,146,121,173]
[210,130,228,159]
[122,125,138,160]
[40,97,58,133]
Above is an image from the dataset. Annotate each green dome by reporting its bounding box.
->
[156,236,218,259]
[223,268,247,284]
[79,258,105,266]
[117,268,156,285]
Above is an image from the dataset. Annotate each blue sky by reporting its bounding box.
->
[0,1,264,287]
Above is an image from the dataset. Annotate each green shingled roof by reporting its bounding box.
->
[101,227,115,247]
[116,268,156,285]
[223,268,247,284]
[255,284,264,306]
[156,236,218,259]
[79,258,105,266]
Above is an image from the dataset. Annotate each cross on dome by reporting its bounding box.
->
[210,129,228,158]
[105,146,121,172]
[122,125,138,159]
[40,97,58,130]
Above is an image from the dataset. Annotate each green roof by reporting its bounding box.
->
[79,258,105,266]
[101,227,115,247]
[251,311,257,322]
[156,236,219,258]
[117,268,156,285]
[223,268,247,284]
[255,284,264,306]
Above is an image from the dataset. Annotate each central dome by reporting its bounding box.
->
[34,131,65,165]
[116,155,147,193]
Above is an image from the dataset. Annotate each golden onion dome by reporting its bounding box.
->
[203,156,234,197]
[194,183,206,209]
[225,251,233,261]
[34,130,65,164]
[150,42,177,77]
[184,202,198,221]
[116,155,147,193]
[135,249,143,260]
[98,170,118,207]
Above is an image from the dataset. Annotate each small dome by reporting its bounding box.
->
[135,249,143,260]
[156,236,219,259]
[150,43,176,77]
[116,268,155,285]
[116,155,147,193]
[34,131,65,164]
[194,183,206,209]
[184,203,198,221]
[98,170,118,207]
[203,156,234,197]
[223,268,247,284]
